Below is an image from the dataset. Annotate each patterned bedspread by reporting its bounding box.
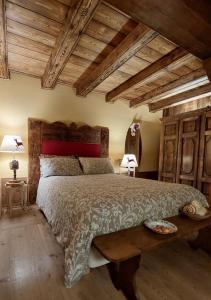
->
[36,174,208,287]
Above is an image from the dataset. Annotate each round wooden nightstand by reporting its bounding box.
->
[5,181,28,216]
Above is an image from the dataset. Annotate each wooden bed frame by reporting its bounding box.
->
[28,118,109,203]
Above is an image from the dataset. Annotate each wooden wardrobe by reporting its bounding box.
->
[159,107,211,205]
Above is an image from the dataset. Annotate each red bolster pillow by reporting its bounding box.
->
[41,140,101,157]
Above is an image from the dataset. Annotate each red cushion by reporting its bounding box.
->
[41,140,101,157]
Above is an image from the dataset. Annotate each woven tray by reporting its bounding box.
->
[183,210,211,221]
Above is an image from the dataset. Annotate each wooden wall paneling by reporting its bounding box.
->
[158,118,179,183]
[105,0,211,59]
[130,68,207,107]
[0,0,9,78]
[149,83,211,112]
[75,24,158,96]
[198,109,211,205]
[163,97,211,117]
[176,115,201,187]
[106,48,192,102]
[42,0,100,89]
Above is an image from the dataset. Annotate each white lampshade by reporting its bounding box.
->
[120,154,138,168]
[0,135,24,153]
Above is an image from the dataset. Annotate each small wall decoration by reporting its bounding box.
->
[130,122,141,136]
[125,118,142,167]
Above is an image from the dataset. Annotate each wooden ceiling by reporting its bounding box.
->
[0,0,211,112]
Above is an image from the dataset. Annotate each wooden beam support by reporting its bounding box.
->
[105,0,211,59]
[106,47,192,102]
[149,83,211,112]
[203,58,211,82]
[75,24,158,96]
[0,0,9,78]
[42,0,100,89]
[130,68,208,107]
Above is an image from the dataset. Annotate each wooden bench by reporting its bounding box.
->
[93,215,211,300]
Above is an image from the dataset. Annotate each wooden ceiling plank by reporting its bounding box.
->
[0,0,9,78]
[7,19,56,47]
[94,3,137,34]
[149,83,211,112]
[204,57,211,81]
[130,68,207,107]
[57,0,72,6]
[6,2,62,37]
[8,43,49,62]
[42,0,100,89]
[7,32,52,55]
[105,0,211,59]
[8,52,46,77]
[106,47,191,102]
[8,0,69,24]
[136,46,163,63]
[75,24,158,96]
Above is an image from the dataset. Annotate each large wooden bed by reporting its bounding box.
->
[28,118,109,203]
[28,118,210,300]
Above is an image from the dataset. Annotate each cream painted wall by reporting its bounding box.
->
[0,73,161,178]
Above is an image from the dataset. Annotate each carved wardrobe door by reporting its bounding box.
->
[159,119,179,182]
[176,115,201,187]
[198,109,211,205]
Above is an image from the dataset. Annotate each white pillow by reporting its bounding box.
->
[79,157,114,175]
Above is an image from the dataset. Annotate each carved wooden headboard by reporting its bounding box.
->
[28,118,109,203]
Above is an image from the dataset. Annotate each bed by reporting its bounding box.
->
[28,118,208,288]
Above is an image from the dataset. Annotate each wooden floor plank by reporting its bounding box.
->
[0,205,211,300]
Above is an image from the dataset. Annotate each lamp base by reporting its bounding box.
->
[9,159,19,181]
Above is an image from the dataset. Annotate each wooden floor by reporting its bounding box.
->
[0,206,211,300]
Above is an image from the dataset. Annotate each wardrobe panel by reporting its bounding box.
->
[159,120,179,183]
[198,109,211,205]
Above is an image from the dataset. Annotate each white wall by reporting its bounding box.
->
[0,73,162,178]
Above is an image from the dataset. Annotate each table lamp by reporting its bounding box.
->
[0,135,24,182]
[121,154,138,177]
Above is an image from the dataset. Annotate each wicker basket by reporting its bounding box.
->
[183,210,211,221]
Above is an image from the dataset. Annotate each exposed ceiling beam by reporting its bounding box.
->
[0,0,9,78]
[106,47,192,102]
[130,68,208,107]
[42,0,100,89]
[204,57,211,81]
[149,83,211,112]
[75,24,158,96]
[105,0,211,59]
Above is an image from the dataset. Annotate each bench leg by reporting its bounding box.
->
[189,225,211,257]
[107,255,141,300]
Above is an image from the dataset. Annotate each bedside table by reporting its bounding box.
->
[5,181,28,216]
